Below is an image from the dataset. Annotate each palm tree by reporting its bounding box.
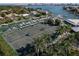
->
[34,33,50,55]
[57,24,71,34]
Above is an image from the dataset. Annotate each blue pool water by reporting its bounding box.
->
[26,5,79,19]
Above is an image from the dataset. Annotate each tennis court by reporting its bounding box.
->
[2,23,58,49]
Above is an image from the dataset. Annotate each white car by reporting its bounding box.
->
[12,27,17,29]
[19,23,23,26]
[22,22,25,25]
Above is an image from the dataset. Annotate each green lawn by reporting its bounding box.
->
[0,35,17,56]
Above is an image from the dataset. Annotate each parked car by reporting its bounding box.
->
[25,33,31,36]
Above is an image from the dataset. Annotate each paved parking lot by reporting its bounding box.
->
[2,23,58,49]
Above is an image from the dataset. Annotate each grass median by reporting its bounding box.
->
[0,35,17,56]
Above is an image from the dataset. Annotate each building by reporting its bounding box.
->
[65,19,79,32]
[19,14,29,16]
[1,10,8,13]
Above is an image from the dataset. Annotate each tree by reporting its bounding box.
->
[34,33,50,55]
[1,13,5,17]
[57,24,71,34]
[0,48,4,56]
[55,19,61,26]
[75,32,79,41]
[47,19,54,26]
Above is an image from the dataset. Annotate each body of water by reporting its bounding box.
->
[26,5,79,19]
